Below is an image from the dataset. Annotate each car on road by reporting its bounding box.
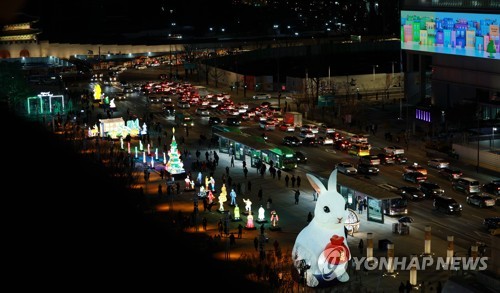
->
[278,123,295,132]
[208,116,222,125]
[226,117,241,126]
[438,167,462,181]
[377,153,395,165]
[114,93,126,100]
[384,145,405,155]
[259,120,275,131]
[483,217,500,230]
[393,154,408,165]
[359,155,380,166]
[336,162,357,175]
[300,124,319,134]
[397,186,425,201]
[299,130,315,138]
[357,163,379,175]
[163,105,175,117]
[433,196,462,215]
[316,136,334,145]
[301,137,318,147]
[319,123,335,134]
[419,181,445,199]
[334,139,351,151]
[350,134,368,144]
[482,181,500,197]
[195,107,210,116]
[466,193,496,208]
[295,151,307,164]
[348,143,371,157]
[402,171,427,183]
[177,100,190,108]
[252,93,271,100]
[282,136,301,147]
[452,177,481,194]
[403,164,427,176]
[427,158,450,169]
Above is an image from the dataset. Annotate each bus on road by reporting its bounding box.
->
[261,145,297,170]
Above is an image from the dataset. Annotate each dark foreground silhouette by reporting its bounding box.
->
[3,103,266,290]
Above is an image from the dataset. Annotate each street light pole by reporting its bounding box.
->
[372,65,378,81]
[492,127,497,149]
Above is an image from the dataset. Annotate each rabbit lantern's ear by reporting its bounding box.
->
[306,169,339,194]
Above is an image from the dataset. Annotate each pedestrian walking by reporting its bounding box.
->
[158,184,163,198]
[296,175,301,188]
[284,175,290,187]
[277,169,281,180]
[294,189,300,205]
[226,166,230,175]
[229,233,236,246]
[358,239,364,254]
[242,160,246,168]
[217,219,223,235]
[266,197,272,210]
[243,166,248,178]
[307,211,313,223]
[291,175,296,188]
[230,156,235,167]
[202,217,208,231]
[358,201,363,214]
[237,224,243,239]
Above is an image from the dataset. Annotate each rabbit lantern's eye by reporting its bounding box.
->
[344,203,348,211]
[323,206,330,213]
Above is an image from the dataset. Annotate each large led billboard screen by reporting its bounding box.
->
[401,10,500,59]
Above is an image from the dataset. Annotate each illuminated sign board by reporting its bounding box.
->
[401,10,500,59]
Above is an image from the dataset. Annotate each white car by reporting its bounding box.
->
[300,124,319,134]
[350,135,368,143]
[336,162,358,175]
[427,158,450,169]
[195,107,210,116]
[252,93,271,100]
[318,136,334,145]
[299,130,315,138]
[384,145,405,155]
[259,121,275,130]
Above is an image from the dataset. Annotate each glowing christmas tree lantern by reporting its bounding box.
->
[155,148,158,160]
[135,146,138,158]
[128,142,131,154]
[147,143,151,155]
[120,137,124,150]
[165,128,185,175]
[143,151,146,163]
[139,141,143,151]
[163,152,167,164]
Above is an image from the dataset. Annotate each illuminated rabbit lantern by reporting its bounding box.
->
[292,169,351,288]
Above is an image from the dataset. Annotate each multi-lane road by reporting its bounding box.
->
[67,65,499,254]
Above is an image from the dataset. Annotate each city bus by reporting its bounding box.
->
[382,195,408,216]
[261,145,297,170]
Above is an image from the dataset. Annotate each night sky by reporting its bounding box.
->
[1,0,287,43]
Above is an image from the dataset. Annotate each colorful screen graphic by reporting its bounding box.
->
[401,10,500,59]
